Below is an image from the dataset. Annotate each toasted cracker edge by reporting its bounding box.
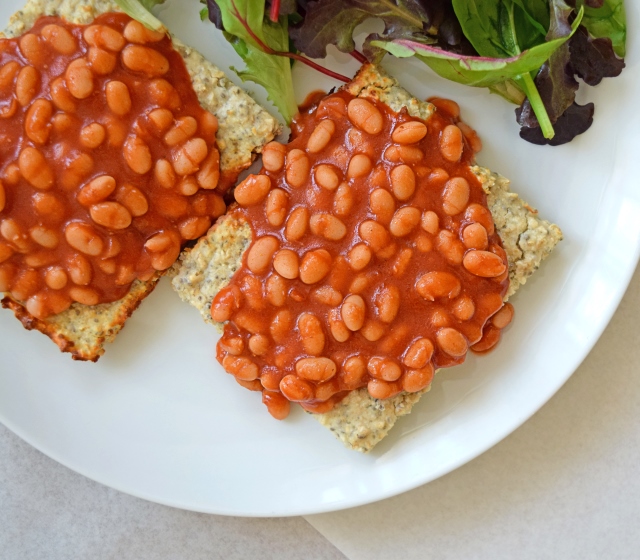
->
[1,0,280,361]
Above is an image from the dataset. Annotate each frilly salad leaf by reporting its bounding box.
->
[114,0,167,31]
[579,0,626,57]
[207,0,298,123]
[289,0,437,61]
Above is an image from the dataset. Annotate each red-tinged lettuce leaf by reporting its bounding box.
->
[569,24,624,85]
[519,101,594,144]
[289,0,437,60]
[373,22,577,89]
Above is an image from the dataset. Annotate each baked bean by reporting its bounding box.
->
[24,98,52,145]
[116,184,149,217]
[178,216,211,240]
[347,154,372,178]
[197,111,217,144]
[402,364,435,393]
[314,164,340,190]
[265,189,288,226]
[429,97,460,119]
[25,292,49,319]
[341,294,365,331]
[299,248,331,284]
[262,391,290,420]
[87,47,117,75]
[211,285,242,322]
[491,302,514,329]
[436,327,468,357]
[25,251,58,268]
[124,135,152,174]
[270,309,293,343]
[148,79,181,109]
[285,207,309,241]
[262,141,286,172]
[307,119,335,153]
[154,159,176,189]
[16,66,39,107]
[273,249,299,279]
[197,149,220,190]
[164,116,197,146]
[68,286,99,306]
[295,357,336,382]
[29,226,59,249]
[19,34,43,64]
[0,97,18,119]
[326,310,349,343]
[416,271,461,301]
[51,113,75,136]
[347,98,383,135]
[465,203,495,235]
[61,151,94,191]
[392,248,412,277]
[235,174,271,207]
[0,243,13,264]
[458,121,482,153]
[369,188,395,224]
[172,138,208,176]
[147,108,173,133]
[470,325,501,353]
[317,96,347,119]
[85,24,125,51]
[390,165,416,201]
[77,175,116,206]
[219,335,244,355]
[368,357,402,382]
[66,253,92,285]
[480,292,506,317]
[392,121,427,144]
[440,124,464,162]
[114,264,136,285]
[314,378,340,402]
[0,61,20,93]
[80,122,106,149]
[263,274,286,308]
[0,181,5,213]
[452,295,475,321]
[64,222,104,256]
[44,266,68,290]
[442,177,470,215]
[41,24,77,54]
[105,80,131,115]
[436,230,465,264]
[280,374,314,402]
[462,222,488,250]
[359,319,385,342]
[285,149,310,188]
[347,243,372,271]
[376,284,400,323]
[463,250,506,278]
[367,379,401,400]
[245,235,279,274]
[240,274,265,311]
[122,44,169,76]
[103,236,121,259]
[103,116,127,147]
[9,268,39,301]
[65,59,94,100]
[384,145,424,164]
[333,183,353,216]
[421,210,439,234]
[389,206,421,237]
[246,334,269,357]
[348,271,375,294]
[148,233,181,271]
[337,356,364,388]
[309,213,346,241]
[32,192,64,222]
[0,262,15,291]
[222,355,259,381]
[1,218,27,251]
[359,220,391,253]
[98,258,117,275]
[347,128,375,158]
[124,20,166,43]
[311,286,342,306]
[298,313,325,356]
[3,164,20,187]
[19,147,53,190]
[403,338,434,369]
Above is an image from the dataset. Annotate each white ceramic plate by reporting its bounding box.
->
[1,1,638,517]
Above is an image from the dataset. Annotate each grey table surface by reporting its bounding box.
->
[2,265,638,560]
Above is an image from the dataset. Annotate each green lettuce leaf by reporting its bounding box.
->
[579,0,626,56]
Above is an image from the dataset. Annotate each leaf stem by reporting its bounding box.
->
[269,0,280,23]
[517,73,554,139]
[350,50,368,64]
[230,1,351,83]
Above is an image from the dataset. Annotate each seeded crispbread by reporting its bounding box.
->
[0,0,280,361]
[172,64,562,451]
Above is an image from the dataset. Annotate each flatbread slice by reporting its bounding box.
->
[0,0,281,361]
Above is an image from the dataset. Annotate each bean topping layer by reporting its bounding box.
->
[0,14,224,319]
[214,91,511,419]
